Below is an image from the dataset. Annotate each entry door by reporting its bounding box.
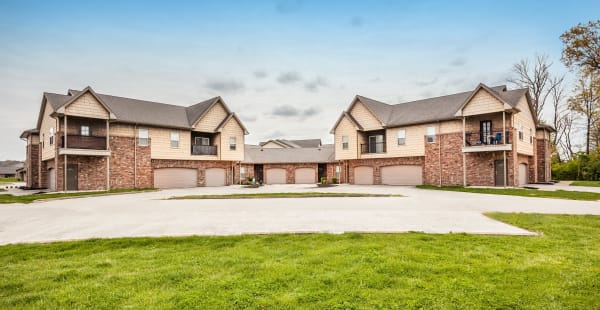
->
[494,160,505,186]
[480,121,492,144]
[254,165,264,184]
[67,164,78,191]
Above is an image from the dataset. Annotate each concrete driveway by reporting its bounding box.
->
[0,184,599,245]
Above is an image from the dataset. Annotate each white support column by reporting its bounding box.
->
[502,111,506,145]
[106,120,110,190]
[64,115,67,191]
[462,116,466,186]
[503,150,507,188]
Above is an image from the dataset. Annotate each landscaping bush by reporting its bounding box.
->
[552,149,600,181]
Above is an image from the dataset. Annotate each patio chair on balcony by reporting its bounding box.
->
[493,132,502,145]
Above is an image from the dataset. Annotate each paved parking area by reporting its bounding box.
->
[0,184,598,245]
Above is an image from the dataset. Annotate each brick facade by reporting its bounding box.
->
[536,137,551,182]
[110,136,152,189]
[152,159,234,186]
[26,144,40,188]
[424,133,464,186]
[56,155,108,191]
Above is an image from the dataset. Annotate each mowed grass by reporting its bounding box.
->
[0,188,157,204]
[1,214,599,309]
[570,180,600,187]
[170,192,401,199]
[417,185,600,201]
[0,177,19,184]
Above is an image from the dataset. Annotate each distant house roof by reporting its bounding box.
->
[259,138,322,148]
[244,144,334,164]
[35,87,248,133]
[336,84,530,130]
[0,164,23,175]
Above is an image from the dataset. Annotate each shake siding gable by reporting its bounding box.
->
[334,117,358,160]
[194,101,228,132]
[40,103,56,161]
[349,101,382,130]
[514,96,535,155]
[65,93,109,119]
[219,117,245,161]
[462,89,504,116]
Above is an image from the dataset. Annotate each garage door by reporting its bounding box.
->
[48,168,56,191]
[381,165,423,185]
[295,168,316,184]
[266,168,287,184]
[154,168,197,189]
[205,168,226,187]
[354,166,374,185]
[519,163,528,186]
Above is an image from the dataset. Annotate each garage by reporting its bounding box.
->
[381,165,423,185]
[48,168,56,191]
[354,166,374,185]
[295,168,316,184]
[266,168,287,184]
[205,168,226,187]
[154,168,197,189]
[519,163,528,186]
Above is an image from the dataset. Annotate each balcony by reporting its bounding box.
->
[462,131,512,153]
[361,142,386,154]
[192,144,218,156]
[59,135,110,156]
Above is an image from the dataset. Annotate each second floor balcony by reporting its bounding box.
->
[462,130,512,153]
[361,142,386,154]
[192,144,218,156]
[60,135,107,150]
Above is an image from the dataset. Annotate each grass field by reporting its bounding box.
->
[170,192,402,199]
[0,188,156,204]
[1,213,599,309]
[417,185,600,201]
[0,177,19,184]
[570,180,600,187]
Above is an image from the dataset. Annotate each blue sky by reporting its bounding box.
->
[0,0,597,160]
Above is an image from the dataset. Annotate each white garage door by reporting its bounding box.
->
[154,168,197,189]
[266,168,287,184]
[519,163,528,186]
[381,165,423,185]
[295,168,316,184]
[205,168,226,187]
[354,166,374,185]
[48,168,56,191]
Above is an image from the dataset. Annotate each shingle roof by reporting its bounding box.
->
[260,138,322,148]
[244,144,334,164]
[356,85,527,128]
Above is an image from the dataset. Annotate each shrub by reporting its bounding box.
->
[320,177,327,184]
[332,177,338,184]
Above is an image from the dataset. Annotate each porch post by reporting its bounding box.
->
[106,120,110,190]
[503,111,507,187]
[503,151,507,187]
[64,115,67,191]
[462,116,466,186]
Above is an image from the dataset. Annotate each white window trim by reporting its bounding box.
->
[49,128,54,145]
[342,136,349,150]
[170,131,180,148]
[426,127,436,143]
[397,129,406,145]
[138,128,149,146]
[80,125,90,137]
[518,124,524,141]
[229,137,237,151]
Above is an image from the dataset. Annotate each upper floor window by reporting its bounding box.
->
[518,124,524,141]
[342,136,349,150]
[529,128,533,144]
[138,128,149,146]
[49,128,54,146]
[195,137,210,146]
[397,129,406,145]
[426,127,436,143]
[80,126,90,136]
[229,137,237,151]
[170,131,179,148]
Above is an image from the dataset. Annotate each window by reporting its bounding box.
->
[229,137,236,151]
[80,125,90,136]
[195,137,210,146]
[240,166,246,181]
[170,131,179,148]
[342,136,349,150]
[49,128,54,146]
[529,128,533,144]
[42,134,45,148]
[426,127,436,143]
[397,129,406,145]
[138,128,149,146]
[480,120,492,144]
[518,124,524,141]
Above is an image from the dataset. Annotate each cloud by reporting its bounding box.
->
[350,16,364,27]
[240,114,257,122]
[272,105,300,117]
[302,107,320,117]
[254,70,268,79]
[414,78,438,87]
[204,78,245,93]
[277,71,302,84]
[275,0,302,14]
[304,77,328,92]
[450,57,466,67]
[369,77,381,83]
[267,130,286,139]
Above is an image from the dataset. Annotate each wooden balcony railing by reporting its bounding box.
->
[192,144,217,155]
[61,135,107,150]
[465,131,510,146]
[361,142,386,154]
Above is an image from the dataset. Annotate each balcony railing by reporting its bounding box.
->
[61,135,106,150]
[465,131,510,146]
[192,144,217,156]
[361,142,386,154]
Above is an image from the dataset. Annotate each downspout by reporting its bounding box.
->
[134,124,137,189]
[438,121,442,187]
[63,115,67,191]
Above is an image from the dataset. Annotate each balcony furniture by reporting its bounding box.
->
[493,133,502,144]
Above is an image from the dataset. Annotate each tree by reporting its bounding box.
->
[548,75,568,160]
[568,70,600,154]
[560,20,600,72]
[508,55,563,122]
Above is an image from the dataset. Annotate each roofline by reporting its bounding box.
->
[349,95,386,126]
[330,111,363,134]
[215,113,250,135]
[454,83,513,117]
[190,97,228,127]
[56,86,117,119]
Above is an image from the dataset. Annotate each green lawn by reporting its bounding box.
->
[570,180,600,187]
[0,188,157,204]
[1,213,599,309]
[417,185,600,201]
[0,177,19,184]
[170,192,401,199]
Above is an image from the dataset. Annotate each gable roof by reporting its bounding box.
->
[336,84,529,130]
[259,138,322,148]
[244,144,334,164]
[215,113,250,135]
[329,111,363,134]
[56,86,116,119]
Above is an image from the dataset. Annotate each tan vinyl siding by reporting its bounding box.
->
[194,101,228,132]
[65,93,109,119]
[149,127,217,160]
[40,103,57,161]
[349,101,382,130]
[109,123,136,137]
[462,89,504,116]
[262,141,284,148]
[514,96,535,155]
[334,116,358,160]
[219,117,245,161]
[383,124,430,157]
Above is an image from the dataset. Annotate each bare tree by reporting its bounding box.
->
[508,55,563,121]
[568,70,600,154]
[558,112,577,160]
[549,75,567,160]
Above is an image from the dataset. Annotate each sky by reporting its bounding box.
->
[0,0,597,160]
